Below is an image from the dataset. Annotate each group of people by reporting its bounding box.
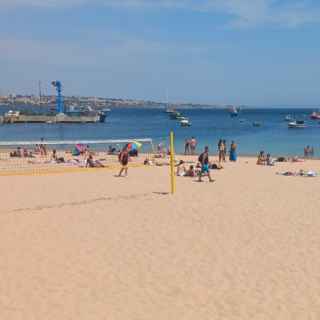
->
[84,144,130,177]
[184,137,197,155]
[257,151,275,166]
[218,139,237,163]
[10,147,33,158]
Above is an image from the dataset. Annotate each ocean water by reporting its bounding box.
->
[0,106,319,156]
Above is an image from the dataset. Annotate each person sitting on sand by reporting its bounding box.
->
[266,154,275,166]
[257,151,267,165]
[52,149,65,163]
[10,147,22,158]
[176,160,187,176]
[86,154,104,168]
[198,146,214,182]
[185,165,196,177]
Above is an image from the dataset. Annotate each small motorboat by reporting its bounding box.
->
[180,118,191,127]
[288,120,306,128]
[310,111,320,120]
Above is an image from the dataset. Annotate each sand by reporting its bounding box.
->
[1,156,320,319]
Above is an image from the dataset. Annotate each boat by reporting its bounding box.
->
[3,110,106,124]
[165,107,176,114]
[169,111,182,120]
[228,106,239,117]
[180,118,191,127]
[285,115,293,121]
[252,121,261,127]
[288,120,306,128]
[310,111,320,120]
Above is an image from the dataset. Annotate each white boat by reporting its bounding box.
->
[288,120,306,128]
[5,110,20,117]
[310,111,320,120]
[165,107,176,114]
[228,106,238,117]
[180,118,191,127]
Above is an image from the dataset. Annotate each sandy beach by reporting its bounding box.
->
[1,155,320,319]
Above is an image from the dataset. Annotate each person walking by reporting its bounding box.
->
[117,146,130,177]
[198,146,214,182]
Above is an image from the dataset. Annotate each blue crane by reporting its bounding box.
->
[51,81,64,114]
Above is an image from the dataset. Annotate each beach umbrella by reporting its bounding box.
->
[75,144,86,152]
[131,141,142,150]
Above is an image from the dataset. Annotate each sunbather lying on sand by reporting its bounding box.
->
[277,170,317,177]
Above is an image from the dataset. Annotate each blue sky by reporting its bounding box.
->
[1,0,320,105]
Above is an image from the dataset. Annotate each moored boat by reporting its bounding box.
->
[288,120,306,128]
[169,111,182,120]
[228,106,239,117]
[310,111,320,120]
[180,118,191,127]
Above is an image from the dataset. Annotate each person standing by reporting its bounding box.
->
[218,139,225,163]
[190,137,197,155]
[229,141,237,162]
[184,139,190,155]
[198,146,214,182]
[222,140,227,162]
[117,146,130,177]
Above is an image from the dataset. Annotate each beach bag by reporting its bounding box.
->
[198,153,204,163]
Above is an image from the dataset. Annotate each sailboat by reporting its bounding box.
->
[228,106,239,117]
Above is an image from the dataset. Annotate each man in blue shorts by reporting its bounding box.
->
[198,146,214,182]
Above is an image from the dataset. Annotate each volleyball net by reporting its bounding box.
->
[0,138,155,175]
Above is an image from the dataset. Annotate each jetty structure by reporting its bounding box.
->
[1,81,107,124]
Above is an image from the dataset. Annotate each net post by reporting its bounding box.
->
[170,131,176,194]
